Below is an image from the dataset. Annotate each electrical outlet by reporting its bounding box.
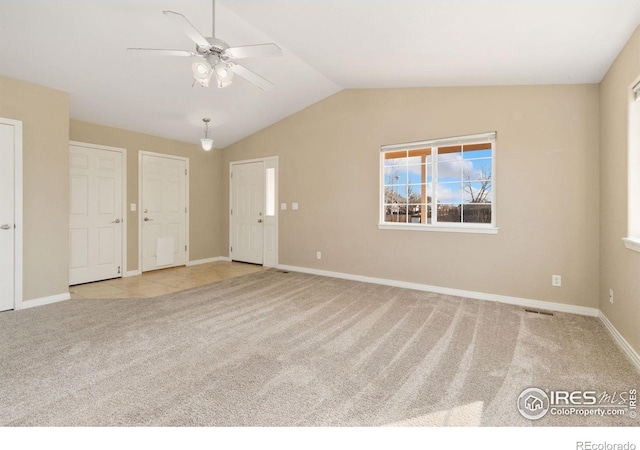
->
[316,251,322,260]
[609,288,614,304]
[552,275,562,287]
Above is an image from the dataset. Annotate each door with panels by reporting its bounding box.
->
[229,158,279,266]
[0,118,21,312]
[230,161,265,265]
[140,152,188,272]
[69,143,124,285]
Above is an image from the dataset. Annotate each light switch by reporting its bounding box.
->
[292,202,299,210]
[280,203,287,210]
[130,203,137,212]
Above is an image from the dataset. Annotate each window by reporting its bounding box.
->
[265,167,275,217]
[624,81,640,252]
[380,132,496,233]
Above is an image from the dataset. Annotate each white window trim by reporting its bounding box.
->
[623,237,640,253]
[379,132,497,234]
[625,81,640,253]
[378,223,498,234]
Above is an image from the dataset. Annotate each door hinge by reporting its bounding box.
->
[230,172,233,178]
[230,246,233,253]
[185,206,187,213]
[185,169,187,175]
[117,266,121,274]
[185,245,188,252]
[230,209,233,215]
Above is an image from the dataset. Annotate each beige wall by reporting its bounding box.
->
[223,85,601,308]
[599,26,640,355]
[0,75,70,301]
[3,29,637,357]
[70,120,225,271]
[0,74,224,302]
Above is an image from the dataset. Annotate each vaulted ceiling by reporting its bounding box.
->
[1,0,639,148]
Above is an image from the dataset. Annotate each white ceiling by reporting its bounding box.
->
[1,0,639,148]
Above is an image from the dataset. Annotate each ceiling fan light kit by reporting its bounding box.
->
[192,60,213,87]
[214,62,233,88]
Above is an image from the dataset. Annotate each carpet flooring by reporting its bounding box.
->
[1,269,638,426]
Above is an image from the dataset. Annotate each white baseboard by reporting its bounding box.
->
[598,312,640,371]
[187,256,231,266]
[124,270,141,277]
[275,264,600,317]
[276,265,640,371]
[17,292,70,310]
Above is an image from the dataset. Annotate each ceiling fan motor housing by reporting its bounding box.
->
[200,37,229,57]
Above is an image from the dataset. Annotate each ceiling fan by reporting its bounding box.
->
[127,0,282,90]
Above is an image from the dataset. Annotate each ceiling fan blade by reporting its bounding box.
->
[127,48,196,57]
[163,10,211,50]
[224,43,283,60]
[231,64,274,91]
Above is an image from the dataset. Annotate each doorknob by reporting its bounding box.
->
[112,219,121,223]
[144,217,153,221]
[258,219,263,223]
[1,224,11,230]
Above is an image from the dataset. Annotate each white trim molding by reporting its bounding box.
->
[378,224,498,234]
[275,265,640,371]
[598,311,640,371]
[17,292,70,310]
[124,270,142,278]
[275,264,599,317]
[622,237,640,253]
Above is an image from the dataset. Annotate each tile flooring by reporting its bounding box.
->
[70,261,266,299]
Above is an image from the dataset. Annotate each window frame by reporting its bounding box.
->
[379,132,498,234]
[623,80,640,252]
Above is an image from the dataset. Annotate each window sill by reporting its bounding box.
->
[623,237,640,253]
[378,223,498,234]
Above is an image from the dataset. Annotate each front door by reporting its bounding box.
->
[140,152,188,272]
[230,161,265,264]
[69,143,124,285]
[0,121,18,311]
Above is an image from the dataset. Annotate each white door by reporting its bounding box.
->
[140,153,188,272]
[0,122,17,311]
[231,161,265,264]
[69,143,124,285]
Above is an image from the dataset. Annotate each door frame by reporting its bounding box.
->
[69,141,128,280]
[229,156,279,267]
[1,117,22,310]
[138,151,190,272]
